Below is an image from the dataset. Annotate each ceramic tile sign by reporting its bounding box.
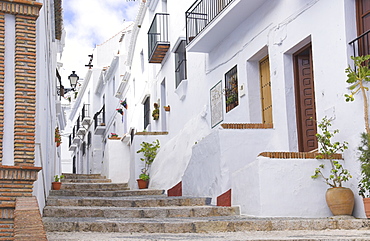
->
[210,80,223,128]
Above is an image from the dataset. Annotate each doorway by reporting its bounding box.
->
[293,44,317,152]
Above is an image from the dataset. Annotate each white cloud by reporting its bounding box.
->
[60,0,139,85]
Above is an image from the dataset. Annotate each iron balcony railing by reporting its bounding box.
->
[82,104,90,120]
[94,105,106,130]
[76,116,81,131]
[186,0,234,44]
[349,29,370,58]
[69,134,72,147]
[148,13,170,62]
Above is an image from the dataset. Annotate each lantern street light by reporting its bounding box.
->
[68,71,79,90]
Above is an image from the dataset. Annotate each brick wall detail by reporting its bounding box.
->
[14,196,47,241]
[0,1,42,17]
[0,13,4,163]
[0,165,40,239]
[258,151,343,160]
[221,123,273,129]
[14,14,37,166]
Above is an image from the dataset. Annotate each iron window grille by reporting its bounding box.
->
[225,65,238,112]
[144,97,150,130]
[175,40,187,87]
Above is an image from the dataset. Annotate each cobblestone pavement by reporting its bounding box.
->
[47,230,370,241]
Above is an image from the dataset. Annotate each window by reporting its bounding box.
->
[143,97,150,130]
[175,40,187,87]
[259,56,272,124]
[225,66,238,112]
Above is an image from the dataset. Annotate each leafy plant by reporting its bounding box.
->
[54,175,64,182]
[152,103,159,120]
[136,139,160,180]
[358,133,370,198]
[345,55,370,134]
[311,117,351,188]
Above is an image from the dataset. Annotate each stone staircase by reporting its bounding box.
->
[43,174,370,236]
[42,174,241,233]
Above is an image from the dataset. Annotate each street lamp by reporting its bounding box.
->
[68,71,79,89]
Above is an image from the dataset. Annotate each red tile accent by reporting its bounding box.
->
[217,189,231,207]
[221,123,273,129]
[167,181,182,197]
[258,152,343,160]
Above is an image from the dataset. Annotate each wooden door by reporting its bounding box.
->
[294,45,317,152]
[259,56,273,124]
[356,0,370,55]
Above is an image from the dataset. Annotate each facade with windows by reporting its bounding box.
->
[69,0,370,218]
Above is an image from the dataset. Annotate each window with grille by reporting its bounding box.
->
[175,40,187,87]
[143,97,150,130]
[225,66,238,112]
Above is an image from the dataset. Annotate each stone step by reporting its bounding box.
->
[62,174,107,179]
[43,205,240,218]
[43,216,370,233]
[60,183,128,190]
[62,179,112,183]
[46,195,211,207]
[49,189,164,198]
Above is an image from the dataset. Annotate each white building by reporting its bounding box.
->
[69,0,370,218]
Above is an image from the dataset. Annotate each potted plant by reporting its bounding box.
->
[152,103,159,120]
[116,108,124,115]
[345,55,370,217]
[311,117,353,216]
[52,174,64,190]
[164,105,170,112]
[136,139,160,189]
[109,133,119,139]
[358,133,370,218]
[55,127,62,147]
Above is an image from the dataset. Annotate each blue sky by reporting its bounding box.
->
[61,0,139,85]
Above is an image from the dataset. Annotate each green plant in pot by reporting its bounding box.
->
[136,139,160,189]
[311,117,354,216]
[52,174,64,190]
[152,103,159,120]
[345,55,370,217]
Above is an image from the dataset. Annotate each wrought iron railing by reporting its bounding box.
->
[76,116,81,131]
[349,29,370,58]
[148,13,169,60]
[69,134,72,147]
[82,104,90,120]
[94,105,106,130]
[186,0,234,44]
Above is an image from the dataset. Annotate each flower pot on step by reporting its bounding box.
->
[326,187,354,216]
[137,179,149,189]
[363,198,370,218]
[52,182,62,190]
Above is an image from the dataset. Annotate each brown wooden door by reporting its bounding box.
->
[294,45,317,152]
[259,56,273,124]
[356,0,370,55]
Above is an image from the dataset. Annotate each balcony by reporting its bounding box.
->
[81,104,92,126]
[186,0,268,52]
[72,126,81,144]
[148,13,170,63]
[76,116,86,136]
[68,134,77,152]
[94,105,106,135]
[349,29,370,58]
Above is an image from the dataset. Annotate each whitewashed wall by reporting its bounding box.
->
[125,0,366,218]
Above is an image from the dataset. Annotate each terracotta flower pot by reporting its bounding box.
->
[326,187,354,216]
[137,179,149,189]
[52,182,62,190]
[363,198,370,218]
